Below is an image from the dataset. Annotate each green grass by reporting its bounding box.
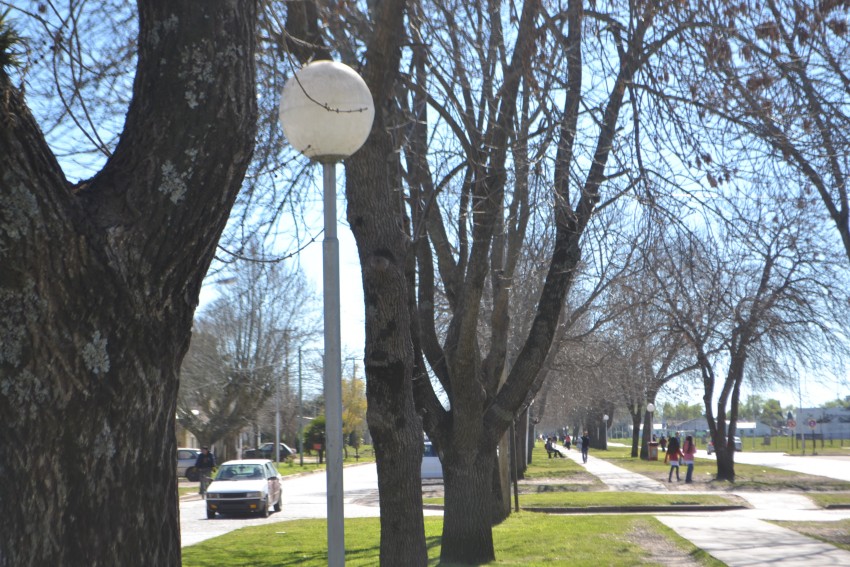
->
[609,436,850,455]
[424,491,744,508]
[182,513,722,566]
[593,445,850,491]
[731,436,850,455]
[274,461,326,477]
[523,452,585,477]
[523,451,604,489]
[807,492,850,508]
[771,519,850,552]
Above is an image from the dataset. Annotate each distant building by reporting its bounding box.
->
[664,418,772,438]
[796,407,850,440]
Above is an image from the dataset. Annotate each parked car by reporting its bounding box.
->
[205,459,282,519]
[421,441,443,480]
[244,442,294,460]
[706,436,743,454]
[177,447,201,481]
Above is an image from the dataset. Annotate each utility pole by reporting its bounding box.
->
[298,348,303,467]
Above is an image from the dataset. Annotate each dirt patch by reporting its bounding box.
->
[626,521,705,567]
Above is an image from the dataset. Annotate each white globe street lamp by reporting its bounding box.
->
[279,60,374,567]
[279,61,375,162]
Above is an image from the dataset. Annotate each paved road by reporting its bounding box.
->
[181,463,438,548]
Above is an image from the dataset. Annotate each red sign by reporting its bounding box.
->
[808,419,817,429]
[787,419,796,428]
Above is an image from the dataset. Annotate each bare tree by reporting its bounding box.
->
[177,254,318,458]
[672,0,850,263]
[400,0,682,562]
[647,192,848,480]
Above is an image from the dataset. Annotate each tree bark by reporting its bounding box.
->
[441,444,497,564]
[640,407,654,460]
[631,411,642,458]
[491,430,512,523]
[514,407,529,478]
[347,148,427,563]
[0,2,258,565]
[714,444,736,482]
[342,0,427,563]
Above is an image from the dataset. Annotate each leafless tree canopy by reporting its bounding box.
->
[177,253,319,455]
[3,0,849,564]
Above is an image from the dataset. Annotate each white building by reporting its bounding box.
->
[665,418,772,438]
[796,407,850,440]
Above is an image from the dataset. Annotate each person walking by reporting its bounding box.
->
[565,434,571,451]
[195,446,216,495]
[664,435,682,482]
[580,430,590,463]
[682,435,697,483]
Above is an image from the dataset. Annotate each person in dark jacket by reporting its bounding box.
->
[580,430,590,463]
[195,446,216,495]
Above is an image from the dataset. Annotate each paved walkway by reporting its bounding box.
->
[559,444,850,566]
[560,446,667,492]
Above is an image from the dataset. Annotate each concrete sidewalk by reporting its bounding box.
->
[560,443,850,566]
[560,445,667,492]
[657,514,850,566]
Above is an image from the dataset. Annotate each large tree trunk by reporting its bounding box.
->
[714,444,736,481]
[491,430,512,523]
[631,411,641,457]
[640,407,654,460]
[0,2,258,565]
[347,136,426,565]
[441,444,497,564]
[515,408,529,477]
[345,0,426,562]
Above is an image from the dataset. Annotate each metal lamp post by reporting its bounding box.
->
[645,403,655,459]
[603,414,609,448]
[279,60,374,567]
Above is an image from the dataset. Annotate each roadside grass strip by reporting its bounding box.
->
[423,491,746,510]
[770,519,850,552]
[807,492,850,509]
[182,513,722,566]
[594,445,850,491]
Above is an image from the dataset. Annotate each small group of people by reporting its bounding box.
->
[663,434,697,483]
[542,431,590,463]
